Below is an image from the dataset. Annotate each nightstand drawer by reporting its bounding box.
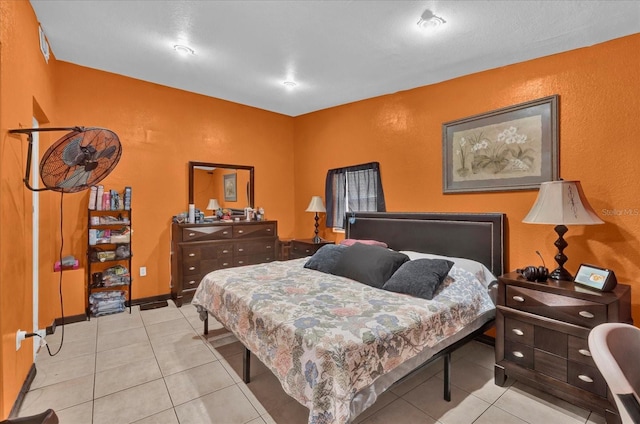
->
[568,362,607,397]
[504,340,534,369]
[505,317,534,345]
[568,336,595,366]
[506,285,607,328]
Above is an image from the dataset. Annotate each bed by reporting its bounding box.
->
[192,212,505,424]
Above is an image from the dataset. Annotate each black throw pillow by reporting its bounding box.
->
[332,243,409,288]
[303,244,347,274]
[382,258,454,300]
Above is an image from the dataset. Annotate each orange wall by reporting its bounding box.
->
[50,61,296,307]
[0,0,58,416]
[294,34,640,325]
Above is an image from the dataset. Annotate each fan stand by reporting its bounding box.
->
[9,127,81,192]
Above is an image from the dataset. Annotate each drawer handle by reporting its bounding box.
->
[188,266,196,271]
[188,253,195,257]
[578,349,592,357]
[579,311,595,319]
[512,296,525,302]
[266,245,272,249]
[578,375,594,383]
[238,261,244,264]
[223,262,229,266]
[222,250,229,254]
[238,248,244,252]
[512,351,524,358]
[512,329,524,336]
[238,230,244,234]
[266,257,271,261]
[266,228,272,232]
[188,280,196,285]
[223,231,229,235]
[305,249,310,253]
[188,232,196,237]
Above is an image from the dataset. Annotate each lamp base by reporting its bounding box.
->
[549,267,573,281]
[311,236,323,244]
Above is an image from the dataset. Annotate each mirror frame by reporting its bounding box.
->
[189,161,255,208]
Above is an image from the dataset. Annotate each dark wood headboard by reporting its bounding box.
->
[346,212,505,277]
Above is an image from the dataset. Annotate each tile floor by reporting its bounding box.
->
[17,301,607,424]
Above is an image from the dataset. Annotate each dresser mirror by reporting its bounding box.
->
[189,161,254,212]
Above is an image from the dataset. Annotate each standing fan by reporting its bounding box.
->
[9,126,122,192]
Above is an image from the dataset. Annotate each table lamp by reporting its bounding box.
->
[206,198,221,218]
[522,180,603,280]
[305,196,326,243]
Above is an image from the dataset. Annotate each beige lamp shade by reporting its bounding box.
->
[305,196,326,213]
[523,180,603,225]
[522,180,603,281]
[206,199,221,211]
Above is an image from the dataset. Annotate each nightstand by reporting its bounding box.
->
[289,239,334,259]
[495,271,632,422]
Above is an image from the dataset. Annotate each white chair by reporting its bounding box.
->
[588,323,640,424]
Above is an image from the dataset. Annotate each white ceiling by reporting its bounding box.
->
[30,1,640,117]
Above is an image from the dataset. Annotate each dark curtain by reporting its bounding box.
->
[325,162,385,229]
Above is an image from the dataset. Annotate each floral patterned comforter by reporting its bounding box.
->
[191,258,495,424]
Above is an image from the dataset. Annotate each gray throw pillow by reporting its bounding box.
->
[382,259,454,300]
[304,244,347,274]
[331,243,409,288]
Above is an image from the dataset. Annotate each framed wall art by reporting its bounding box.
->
[443,95,559,193]
[223,173,237,202]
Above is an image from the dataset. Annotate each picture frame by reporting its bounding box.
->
[223,173,237,202]
[443,95,558,193]
[574,264,617,292]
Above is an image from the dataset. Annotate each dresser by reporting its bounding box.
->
[171,220,278,306]
[495,272,632,422]
[289,239,334,259]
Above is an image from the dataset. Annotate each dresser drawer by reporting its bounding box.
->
[233,223,276,239]
[505,317,534,345]
[182,243,233,261]
[182,260,201,276]
[182,225,233,242]
[505,285,607,328]
[234,240,276,255]
[235,253,276,267]
[568,362,607,397]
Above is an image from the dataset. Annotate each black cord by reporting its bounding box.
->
[44,191,65,356]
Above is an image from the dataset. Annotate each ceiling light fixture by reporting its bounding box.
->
[283,81,297,89]
[173,44,195,56]
[417,9,446,30]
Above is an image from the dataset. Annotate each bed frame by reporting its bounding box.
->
[202,211,505,409]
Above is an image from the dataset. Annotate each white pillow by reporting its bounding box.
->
[399,251,497,289]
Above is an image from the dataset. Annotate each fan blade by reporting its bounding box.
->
[57,167,91,189]
[96,145,117,160]
[61,137,85,166]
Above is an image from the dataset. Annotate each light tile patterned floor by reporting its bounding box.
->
[17,301,607,424]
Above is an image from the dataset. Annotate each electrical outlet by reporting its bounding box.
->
[16,330,27,351]
[140,266,147,277]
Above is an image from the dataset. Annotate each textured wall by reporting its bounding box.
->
[294,34,640,324]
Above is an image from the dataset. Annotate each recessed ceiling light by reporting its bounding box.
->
[283,81,297,88]
[173,44,195,56]
[417,10,445,30]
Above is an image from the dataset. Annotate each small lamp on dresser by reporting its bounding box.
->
[206,198,221,218]
[522,180,604,280]
[305,196,326,244]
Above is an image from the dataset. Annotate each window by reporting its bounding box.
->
[325,162,386,229]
